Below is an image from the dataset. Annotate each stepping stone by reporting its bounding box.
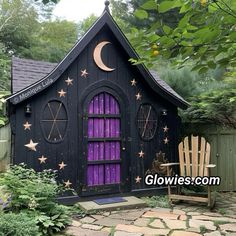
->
[115,224,170,235]
[142,211,179,220]
[151,207,171,213]
[66,226,109,236]
[133,218,150,227]
[79,216,95,224]
[187,212,201,216]
[71,220,82,227]
[171,231,201,236]
[189,219,216,231]
[203,212,223,217]
[109,210,145,221]
[81,224,103,230]
[78,196,147,213]
[179,215,187,220]
[163,219,187,229]
[91,214,105,220]
[192,215,236,223]
[94,217,131,227]
[149,219,165,228]
[172,209,186,215]
[220,223,236,232]
[114,231,143,236]
[204,232,221,236]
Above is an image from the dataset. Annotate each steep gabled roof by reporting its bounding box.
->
[7,10,189,109]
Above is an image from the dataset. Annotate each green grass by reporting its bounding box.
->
[142,195,170,208]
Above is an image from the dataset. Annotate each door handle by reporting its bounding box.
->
[121,139,126,151]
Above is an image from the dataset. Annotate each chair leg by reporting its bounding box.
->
[208,185,216,209]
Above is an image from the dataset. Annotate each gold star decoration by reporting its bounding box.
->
[131,79,137,86]
[24,139,38,151]
[138,150,145,158]
[164,137,169,144]
[136,92,142,100]
[23,121,32,130]
[58,89,66,97]
[59,161,67,170]
[65,77,73,86]
[64,180,72,188]
[135,176,142,183]
[163,126,169,133]
[38,155,47,164]
[81,69,88,78]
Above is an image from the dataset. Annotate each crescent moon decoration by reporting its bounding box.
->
[93,41,115,72]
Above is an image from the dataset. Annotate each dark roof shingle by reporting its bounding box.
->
[12,57,57,93]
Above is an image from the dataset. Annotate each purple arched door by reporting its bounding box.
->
[86,92,122,193]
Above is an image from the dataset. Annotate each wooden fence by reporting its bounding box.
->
[0,124,11,172]
[182,123,236,191]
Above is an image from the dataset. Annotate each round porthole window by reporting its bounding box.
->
[136,104,158,141]
[41,100,68,143]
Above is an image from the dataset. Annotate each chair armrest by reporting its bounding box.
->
[161,163,180,167]
[205,164,216,168]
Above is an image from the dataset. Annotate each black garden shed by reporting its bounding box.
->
[7,4,189,201]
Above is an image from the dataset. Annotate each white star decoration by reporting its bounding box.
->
[81,69,88,78]
[23,121,32,130]
[24,139,38,151]
[64,180,72,188]
[136,92,142,100]
[58,89,66,97]
[138,150,145,158]
[65,77,73,86]
[59,161,67,170]
[131,79,137,86]
[38,155,47,164]
[164,137,169,144]
[135,176,142,183]
[163,126,169,133]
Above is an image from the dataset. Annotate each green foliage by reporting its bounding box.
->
[130,0,236,72]
[180,86,236,127]
[0,164,62,211]
[77,14,98,38]
[0,212,40,236]
[28,204,71,235]
[0,164,71,235]
[142,195,170,208]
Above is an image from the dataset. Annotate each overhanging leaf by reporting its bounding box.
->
[134,9,148,19]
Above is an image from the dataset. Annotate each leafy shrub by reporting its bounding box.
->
[142,195,170,208]
[0,212,40,236]
[0,164,62,211]
[0,164,71,235]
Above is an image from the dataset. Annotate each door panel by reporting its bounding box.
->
[86,92,121,189]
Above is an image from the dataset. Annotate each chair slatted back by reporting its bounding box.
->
[178,135,211,177]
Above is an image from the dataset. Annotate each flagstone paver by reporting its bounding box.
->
[114,231,143,236]
[149,219,165,228]
[66,192,236,236]
[219,223,236,232]
[133,218,150,227]
[115,224,170,235]
[142,211,179,219]
[81,223,103,230]
[94,217,131,227]
[170,230,201,236]
[79,216,96,224]
[164,219,187,229]
[189,219,216,230]
[203,232,222,236]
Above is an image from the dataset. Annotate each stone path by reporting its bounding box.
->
[65,192,236,236]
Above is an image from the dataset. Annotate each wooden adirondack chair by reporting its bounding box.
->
[161,135,216,208]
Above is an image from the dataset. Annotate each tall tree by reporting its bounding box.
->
[130,0,236,72]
